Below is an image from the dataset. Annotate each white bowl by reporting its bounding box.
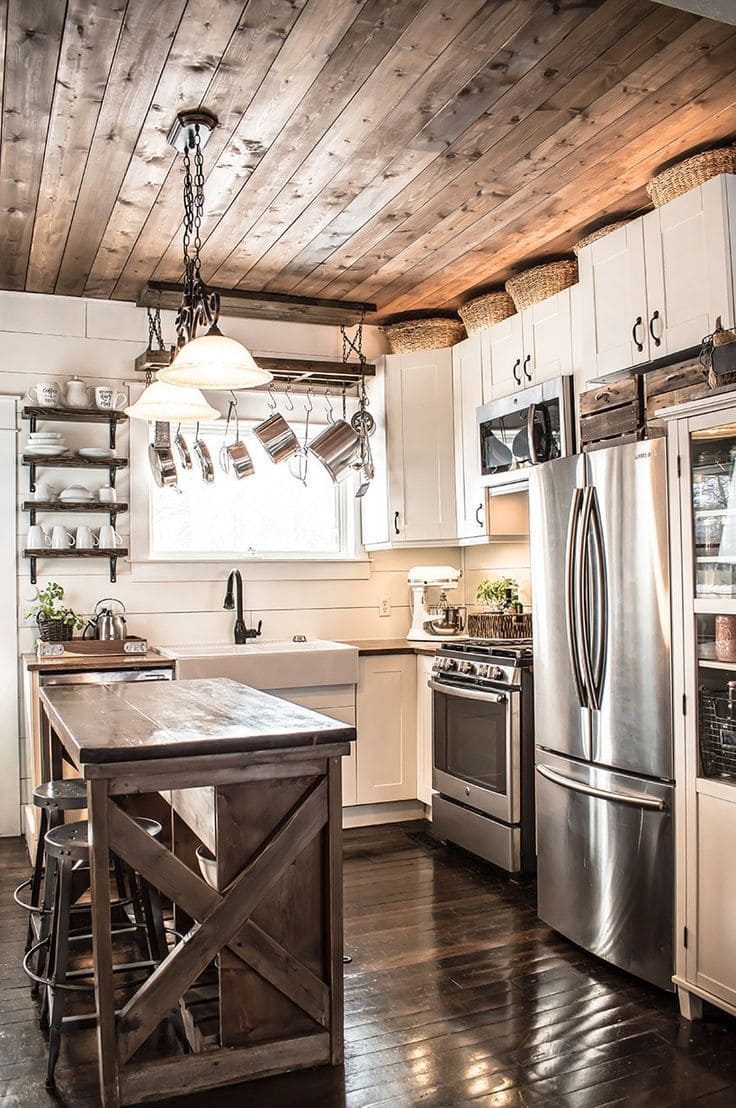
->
[78,447,114,459]
[195,845,218,888]
[60,486,93,500]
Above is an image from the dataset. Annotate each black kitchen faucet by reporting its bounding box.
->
[223,569,262,644]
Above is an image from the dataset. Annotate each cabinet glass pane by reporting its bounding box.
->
[691,423,736,598]
[697,613,736,782]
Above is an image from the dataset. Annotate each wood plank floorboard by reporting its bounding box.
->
[1,822,735,1107]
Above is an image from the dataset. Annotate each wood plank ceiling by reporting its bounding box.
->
[1,0,735,322]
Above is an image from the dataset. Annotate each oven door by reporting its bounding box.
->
[431,680,520,823]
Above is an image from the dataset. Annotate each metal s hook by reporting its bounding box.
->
[304,387,314,415]
[324,389,334,424]
[267,384,277,412]
[284,383,295,412]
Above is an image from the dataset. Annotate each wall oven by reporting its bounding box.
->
[477,375,575,491]
[431,641,535,873]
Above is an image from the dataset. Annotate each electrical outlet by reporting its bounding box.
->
[379,596,391,617]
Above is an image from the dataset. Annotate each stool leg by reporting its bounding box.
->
[35,852,57,1005]
[46,856,73,1088]
[138,878,190,1054]
[25,807,48,954]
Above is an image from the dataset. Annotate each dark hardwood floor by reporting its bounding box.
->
[2,822,736,1107]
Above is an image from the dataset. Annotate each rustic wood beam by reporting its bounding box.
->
[116,779,328,1061]
[138,281,376,327]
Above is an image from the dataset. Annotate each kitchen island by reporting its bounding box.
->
[38,677,354,1108]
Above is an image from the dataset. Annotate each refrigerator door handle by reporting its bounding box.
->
[587,488,608,708]
[527,403,538,465]
[565,488,588,708]
[536,764,666,811]
[575,488,597,708]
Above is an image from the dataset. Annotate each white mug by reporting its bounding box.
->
[51,525,75,550]
[95,386,127,411]
[98,485,117,504]
[27,525,50,549]
[28,382,60,407]
[98,525,123,549]
[34,482,56,502]
[75,525,98,551]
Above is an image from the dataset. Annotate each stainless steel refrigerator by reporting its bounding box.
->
[529,436,674,991]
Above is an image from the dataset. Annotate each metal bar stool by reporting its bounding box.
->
[14,780,89,958]
[23,816,186,1088]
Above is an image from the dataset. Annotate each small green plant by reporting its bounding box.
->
[26,582,84,629]
[475,576,520,612]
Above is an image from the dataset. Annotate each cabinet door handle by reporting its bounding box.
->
[649,310,662,347]
[475,503,484,527]
[632,316,644,353]
[523,353,532,381]
[393,510,400,535]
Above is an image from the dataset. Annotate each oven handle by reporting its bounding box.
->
[536,764,665,811]
[428,679,507,704]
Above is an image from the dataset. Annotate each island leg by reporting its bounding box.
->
[327,756,344,1065]
[88,778,120,1107]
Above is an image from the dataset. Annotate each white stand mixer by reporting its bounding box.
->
[407,566,464,641]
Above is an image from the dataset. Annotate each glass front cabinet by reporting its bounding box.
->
[669,398,736,1019]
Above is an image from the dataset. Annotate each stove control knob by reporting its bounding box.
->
[477,663,489,678]
[490,666,505,681]
[444,658,457,671]
[461,661,474,674]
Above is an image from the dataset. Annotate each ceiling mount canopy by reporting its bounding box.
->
[157,108,272,392]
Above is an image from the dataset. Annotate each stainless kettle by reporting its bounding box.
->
[84,598,127,640]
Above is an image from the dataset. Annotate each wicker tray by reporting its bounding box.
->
[380,316,465,354]
[647,146,736,207]
[458,290,515,335]
[467,611,532,640]
[505,259,578,311]
[573,220,630,256]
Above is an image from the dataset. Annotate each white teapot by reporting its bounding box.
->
[63,376,93,409]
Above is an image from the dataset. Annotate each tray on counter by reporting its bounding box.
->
[57,637,148,656]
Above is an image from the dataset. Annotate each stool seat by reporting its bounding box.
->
[44,817,163,864]
[33,780,87,812]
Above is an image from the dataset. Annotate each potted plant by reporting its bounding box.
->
[475,576,521,613]
[26,582,84,642]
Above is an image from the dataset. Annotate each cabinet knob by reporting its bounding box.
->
[649,310,662,348]
[393,510,400,535]
[512,358,521,385]
[523,353,532,381]
[475,503,484,528]
[632,316,644,353]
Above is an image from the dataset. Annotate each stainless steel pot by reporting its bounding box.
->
[308,419,359,481]
[428,605,465,636]
[253,413,299,463]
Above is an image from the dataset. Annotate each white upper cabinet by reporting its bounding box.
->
[580,174,736,384]
[452,334,486,541]
[361,350,457,548]
[481,289,575,401]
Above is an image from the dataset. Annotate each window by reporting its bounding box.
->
[148,421,356,559]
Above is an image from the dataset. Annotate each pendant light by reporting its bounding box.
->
[157,109,272,392]
[126,305,220,423]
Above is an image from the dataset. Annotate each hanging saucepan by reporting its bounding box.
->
[193,422,215,484]
[309,419,360,482]
[219,401,255,480]
[148,421,178,488]
[173,423,192,470]
[253,385,299,463]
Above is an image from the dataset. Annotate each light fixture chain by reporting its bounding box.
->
[193,126,205,278]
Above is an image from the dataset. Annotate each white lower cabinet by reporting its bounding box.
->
[356,654,417,804]
[415,654,434,808]
[272,686,357,807]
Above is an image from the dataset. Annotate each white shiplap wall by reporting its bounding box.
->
[1,291,471,828]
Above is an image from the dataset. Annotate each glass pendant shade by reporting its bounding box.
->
[158,325,273,390]
[125,379,221,422]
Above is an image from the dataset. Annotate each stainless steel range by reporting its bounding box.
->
[430,639,535,874]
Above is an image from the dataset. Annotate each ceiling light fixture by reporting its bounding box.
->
[157,109,272,392]
[126,305,221,423]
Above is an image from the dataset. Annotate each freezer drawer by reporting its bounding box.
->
[535,749,674,990]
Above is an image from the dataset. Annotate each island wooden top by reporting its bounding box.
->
[40,677,355,766]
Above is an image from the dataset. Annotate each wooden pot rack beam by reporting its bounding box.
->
[138,282,376,328]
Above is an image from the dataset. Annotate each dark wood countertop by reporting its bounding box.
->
[24,649,174,673]
[40,676,355,765]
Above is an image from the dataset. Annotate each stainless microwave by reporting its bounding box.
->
[477,376,575,491]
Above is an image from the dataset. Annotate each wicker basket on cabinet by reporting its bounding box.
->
[458,290,516,335]
[380,316,465,353]
[573,220,631,256]
[647,146,736,207]
[505,259,578,311]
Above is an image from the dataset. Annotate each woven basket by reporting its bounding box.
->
[380,317,465,354]
[505,259,578,311]
[458,291,516,335]
[467,611,532,640]
[37,616,73,643]
[647,146,736,207]
[573,220,630,256]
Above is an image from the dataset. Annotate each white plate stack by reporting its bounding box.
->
[26,432,68,456]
